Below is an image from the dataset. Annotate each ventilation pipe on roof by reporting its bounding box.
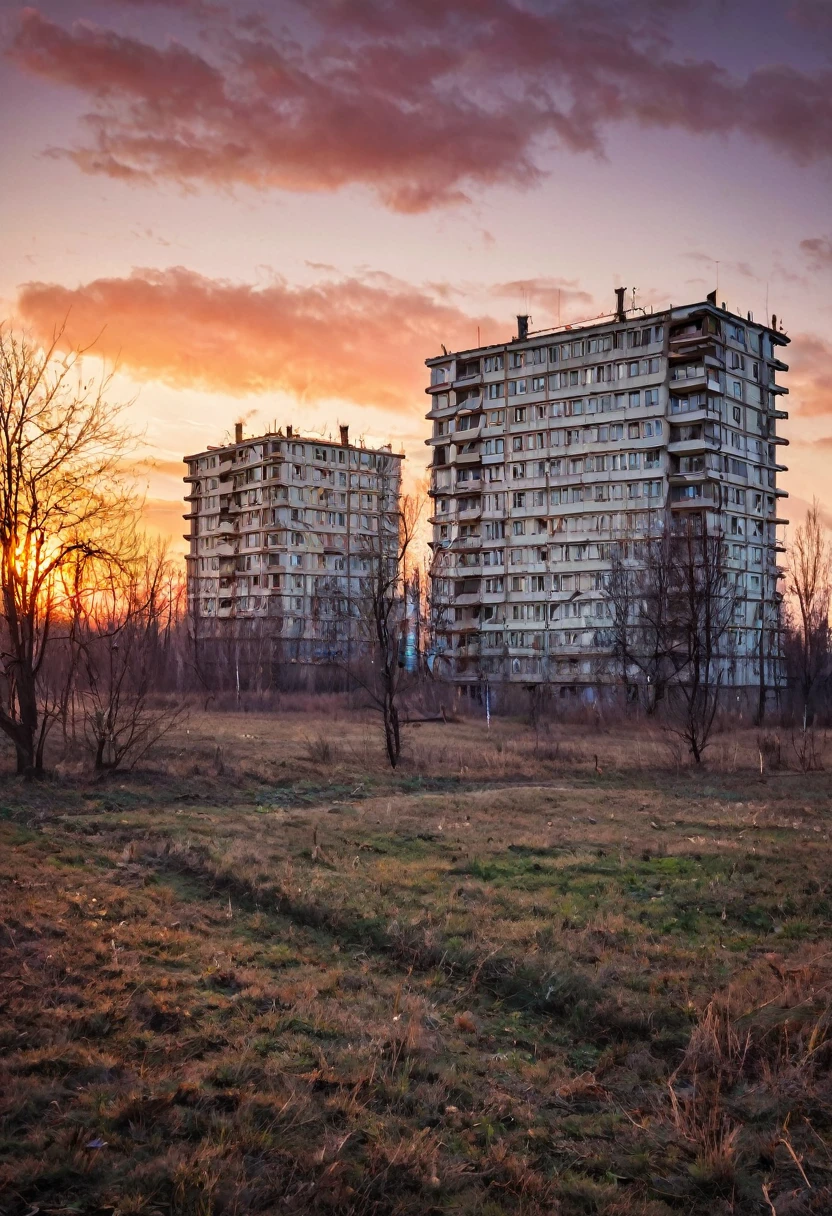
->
[234,422,243,444]
[516,314,529,341]
[286,425,293,439]
[340,424,349,446]
[614,287,626,322]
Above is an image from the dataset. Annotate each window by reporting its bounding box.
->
[512,436,523,451]
[629,391,640,407]
[488,383,505,399]
[532,376,546,391]
[488,409,504,424]
[732,405,741,423]
[509,351,523,369]
[512,520,526,535]
[548,346,559,363]
[484,354,504,372]
[628,423,639,439]
[512,492,525,508]
[512,463,526,479]
[644,388,659,407]
[526,348,545,365]
[514,406,527,421]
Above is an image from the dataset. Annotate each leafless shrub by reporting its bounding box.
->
[303,733,337,765]
[758,731,783,772]
[792,723,825,773]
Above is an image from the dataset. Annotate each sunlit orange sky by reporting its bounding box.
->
[2,0,831,554]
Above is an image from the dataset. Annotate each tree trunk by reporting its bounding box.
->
[13,725,36,777]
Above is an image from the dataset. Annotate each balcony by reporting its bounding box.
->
[456,641,480,658]
[668,396,720,420]
[669,485,717,509]
[669,468,709,484]
[667,434,720,455]
[454,446,482,466]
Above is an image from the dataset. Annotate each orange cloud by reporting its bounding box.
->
[8,4,832,211]
[16,266,497,408]
[787,333,832,417]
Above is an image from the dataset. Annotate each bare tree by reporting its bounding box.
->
[786,500,831,728]
[69,540,185,771]
[350,458,421,768]
[606,523,676,712]
[665,515,738,763]
[0,328,135,774]
[607,511,738,762]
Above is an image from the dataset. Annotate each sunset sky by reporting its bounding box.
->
[2,0,831,552]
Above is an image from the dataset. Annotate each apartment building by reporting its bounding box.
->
[184,424,403,678]
[426,290,789,693]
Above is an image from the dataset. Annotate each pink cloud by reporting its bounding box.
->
[7,3,832,211]
[787,333,832,417]
[15,266,498,408]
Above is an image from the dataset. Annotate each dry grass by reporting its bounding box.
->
[1,709,832,1214]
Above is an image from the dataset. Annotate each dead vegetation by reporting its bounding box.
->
[1,709,832,1215]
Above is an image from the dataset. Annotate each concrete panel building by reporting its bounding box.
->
[425,291,789,694]
[184,424,403,681]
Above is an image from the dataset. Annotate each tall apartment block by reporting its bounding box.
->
[184,424,404,678]
[426,290,789,691]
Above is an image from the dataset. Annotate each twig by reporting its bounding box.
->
[780,1132,812,1189]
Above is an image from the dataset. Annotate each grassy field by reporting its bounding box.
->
[1,708,832,1215]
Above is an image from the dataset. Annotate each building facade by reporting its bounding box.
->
[184,424,404,680]
[425,292,789,692]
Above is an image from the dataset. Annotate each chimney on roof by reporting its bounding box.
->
[234,422,243,444]
[286,424,293,439]
[339,423,349,446]
[516,314,529,341]
[614,287,626,322]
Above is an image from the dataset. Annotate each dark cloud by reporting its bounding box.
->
[15,266,499,407]
[800,236,832,270]
[7,2,832,211]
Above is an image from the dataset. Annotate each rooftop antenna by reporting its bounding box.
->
[631,287,637,312]
[715,260,720,296]
[557,288,561,325]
